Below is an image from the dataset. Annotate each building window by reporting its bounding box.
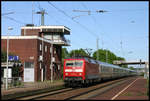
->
[45,45,47,52]
[40,44,42,51]
[24,62,34,68]
[54,49,56,54]
[40,62,41,69]
[50,47,52,54]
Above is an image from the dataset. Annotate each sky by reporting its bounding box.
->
[1,1,149,67]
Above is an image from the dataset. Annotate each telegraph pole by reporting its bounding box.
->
[97,38,99,60]
[72,9,107,60]
[36,9,47,26]
[106,49,108,63]
[83,48,93,57]
[51,44,53,83]
[36,8,47,82]
[6,27,13,90]
[32,2,34,24]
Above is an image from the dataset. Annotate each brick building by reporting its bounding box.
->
[1,25,70,82]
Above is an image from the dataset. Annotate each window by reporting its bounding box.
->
[40,44,42,51]
[65,60,83,67]
[45,45,47,52]
[90,59,96,64]
[40,62,41,69]
[53,35,60,40]
[54,49,56,54]
[24,62,34,68]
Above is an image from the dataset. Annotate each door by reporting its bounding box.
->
[24,62,34,82]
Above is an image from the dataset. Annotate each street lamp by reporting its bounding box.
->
[6,27,13,90]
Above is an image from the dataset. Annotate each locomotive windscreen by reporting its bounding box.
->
[65,60,83,67]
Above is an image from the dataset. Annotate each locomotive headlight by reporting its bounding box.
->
[79,73,82,75]
[65,73,68,75]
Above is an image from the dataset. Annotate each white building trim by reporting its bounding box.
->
[21,25,70,32]
[2,36,54,44]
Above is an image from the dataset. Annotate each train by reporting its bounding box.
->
[63,56,137,87]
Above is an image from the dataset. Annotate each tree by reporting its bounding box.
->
[92,49,127,68]
[69,48,89,57]
[129,66,135,70]
[1,50,7,62]
[93,49,118,64]
[1,50,21,77]
[62,48,69,59]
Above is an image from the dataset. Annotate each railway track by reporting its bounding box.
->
[16,76,137,100]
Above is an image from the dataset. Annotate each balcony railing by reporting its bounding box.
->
[52,37,70,46]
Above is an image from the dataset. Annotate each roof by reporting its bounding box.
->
[21,25,70,34]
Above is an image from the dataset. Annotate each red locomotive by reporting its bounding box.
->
[63,56,136,87]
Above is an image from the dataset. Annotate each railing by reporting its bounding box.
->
[53,37,70,45]
[1,77,23,89]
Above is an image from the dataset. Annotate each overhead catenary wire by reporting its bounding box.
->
[3,16,26,25]
[47,1,121,57]
[81,2,121,54]
[47,1,101,52]
[47,1,99,38]
[35,2,90,48]
[37,2,92,54]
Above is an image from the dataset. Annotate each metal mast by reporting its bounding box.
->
[36,9,47,26]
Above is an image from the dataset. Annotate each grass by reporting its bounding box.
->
[123,92,147,97]
[123,92,133,96]
[147,78,149,96]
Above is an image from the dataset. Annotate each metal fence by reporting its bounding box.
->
[1,77,23,89]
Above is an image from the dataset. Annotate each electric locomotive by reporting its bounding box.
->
[63,56,136,87]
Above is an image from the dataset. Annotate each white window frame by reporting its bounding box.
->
[40,44,42,51]
[45,45,47,52]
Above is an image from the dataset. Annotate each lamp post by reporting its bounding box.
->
[51,44,53,83]
[6,27,13,90]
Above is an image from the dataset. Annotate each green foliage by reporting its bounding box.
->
[12,66,20,77]
[129,66,135,70]
[61,48,128,76]
[1,50,7,62]
[1,50,21,77]
[62,48,69,59]
[92,49,125,64]
[1,50,16,62]
[147,79,149,96]
[69,48,89,57]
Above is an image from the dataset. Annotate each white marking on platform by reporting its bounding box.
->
[111,78,139,100]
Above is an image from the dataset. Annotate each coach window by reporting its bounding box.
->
[91,59,96,64]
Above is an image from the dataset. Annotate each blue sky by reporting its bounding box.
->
[2,1,149,66]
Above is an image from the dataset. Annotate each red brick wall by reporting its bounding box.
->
[1,38,62,82]
[1,39,38,81]
[21,29,41,36]
[37,40,52,81]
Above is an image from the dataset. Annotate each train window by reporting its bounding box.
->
[66,62,74,67]
[84,58,89,62]
[113,68,118,72]
[90,59,96,64]
[74,62,83,67]
[65,60,83,67]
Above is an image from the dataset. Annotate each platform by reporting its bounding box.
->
[1,80,64,100]
[90,76,149,100]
